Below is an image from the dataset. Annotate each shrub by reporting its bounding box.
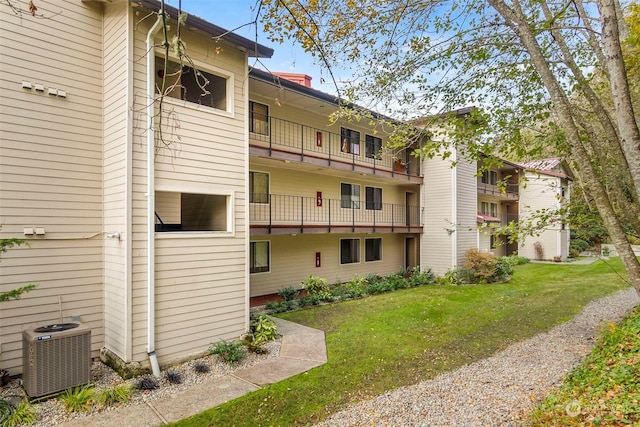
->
[277,286,297,301]
[208,340,247,365]
[0,398,36,427]
[464,248,498,283]
[60,385,96,412]
[265,300,294,314]
[250,314,278,344]
[504,254,530,265]
[493,257,514,282]
[300,275,331,299]
[136,375,160,391]
[97,384,132,407]
[165,369,183,384]
[409,267,436,286]
[570,238,590,254]
[298,294,322,307]
[192,361,211,374]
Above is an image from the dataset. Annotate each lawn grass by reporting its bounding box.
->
[172,259,630,427]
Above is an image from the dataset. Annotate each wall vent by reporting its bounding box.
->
[22,322,91,398]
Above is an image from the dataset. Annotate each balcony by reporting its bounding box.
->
[249,116,422,183]
[250,194,422,235]
[477,212,519,226]
[477,181,519,199]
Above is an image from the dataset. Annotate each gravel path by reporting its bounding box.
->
[318,287,640,427]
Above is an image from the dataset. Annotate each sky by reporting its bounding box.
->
[164,0,337,94]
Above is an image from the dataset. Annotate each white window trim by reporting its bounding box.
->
[154,185,235,238]
[155,53,235,118]
[365,237,383,263]
[250,240,271,274]
[339,237,361,265]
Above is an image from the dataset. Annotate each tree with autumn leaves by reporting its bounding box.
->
[260,0,640,293]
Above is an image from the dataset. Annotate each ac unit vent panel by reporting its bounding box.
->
[22,322,91,398]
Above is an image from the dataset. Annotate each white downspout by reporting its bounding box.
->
[451,148,458,268]
[146,15,162,377]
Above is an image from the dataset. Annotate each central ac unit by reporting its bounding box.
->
[22,322,91,398]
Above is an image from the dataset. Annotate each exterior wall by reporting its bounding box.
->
[0,1,105,374]
[518,172,566,260]
[455,154,478,263]
[250,233,409,296]
[103,1,131,363]
[421,152,455,275]
[129,17,250,366]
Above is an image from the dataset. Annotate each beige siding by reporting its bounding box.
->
[518,172,563,260]
[102,1,131,361]
[129,18,249,366]
[455,154,478,263]
[421,154,455,275]
[0,1,104,374]
[250,233,408,296]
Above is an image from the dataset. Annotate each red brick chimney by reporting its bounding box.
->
[273,72,312,88]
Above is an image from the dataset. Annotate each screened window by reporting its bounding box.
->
[490,171,498,185]
[365,238,382,262]
[155,191,229,232]
[340,238,360,264]
[365,135,382,159]
[365,186,382,210]
[250,241,270,273]
[341,183,360,209]
[481,170,489,184]
[490,203,498,217]
[341,128,360,155]
[155,56,228,111]
[250,101,269,135]
[249,171,269,204]
[481,202,489,215]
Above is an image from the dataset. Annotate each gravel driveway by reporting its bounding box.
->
[317,287,640,427]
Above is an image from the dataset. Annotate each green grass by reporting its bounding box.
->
[171,259,630,427]
[530,304,640,426]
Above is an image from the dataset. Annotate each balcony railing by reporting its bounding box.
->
[477,181,519,198]
[250,193,422,234]
[249,116,421,177]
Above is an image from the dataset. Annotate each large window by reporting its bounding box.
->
[490,203,498,217]
[155,191,230,232]
[480,170,498,185]
[250,241,270,273]
[341,183,360,208]
[249,171,269,204]
[340,238,360,264]
[250,101,269,135]
[481,201,489,215]
[365,135,382,159]
[365,186,382,210]
[341,128,360,155]
[155,56,229,111]
[365,238,382,262]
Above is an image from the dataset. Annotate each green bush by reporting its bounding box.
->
[409,267,436,286]
[60,385,95,413]
[97,384,132,407]
[250,314,278,344]
[208,340,247,365]
[570,238,590,254]
[298,294,323,307]
[493,257,514,282]
[265,300,294,314]
[277,286,297,301]
[301,275,331,299]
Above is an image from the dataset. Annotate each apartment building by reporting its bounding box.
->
[0,0,570,377]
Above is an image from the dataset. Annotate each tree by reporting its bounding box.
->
[261,0,640,293]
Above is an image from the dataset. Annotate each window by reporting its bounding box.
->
[481,202,489,215]
[155,191,230,232]
[490,203,498,217]
[365,186,382,210]
[250,241,270,273]
[250,101,269,135]
[490,171,498,185]
[340,238,360,264]
[249,171,269,204]
[341,183,360,208]
[365,238,382,262]
[365,135,382,159]
[481,170,489,184]
[341,128,360,155]
[155,56,229,111]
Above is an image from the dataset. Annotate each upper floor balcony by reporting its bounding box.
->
[477,180,519,199]
[477,212,519,226]
[250,193,422,235]
[249,116,423,183]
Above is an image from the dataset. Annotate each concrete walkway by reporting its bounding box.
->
[61,318,327,426]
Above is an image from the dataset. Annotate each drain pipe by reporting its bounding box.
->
[146,14,163,378]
